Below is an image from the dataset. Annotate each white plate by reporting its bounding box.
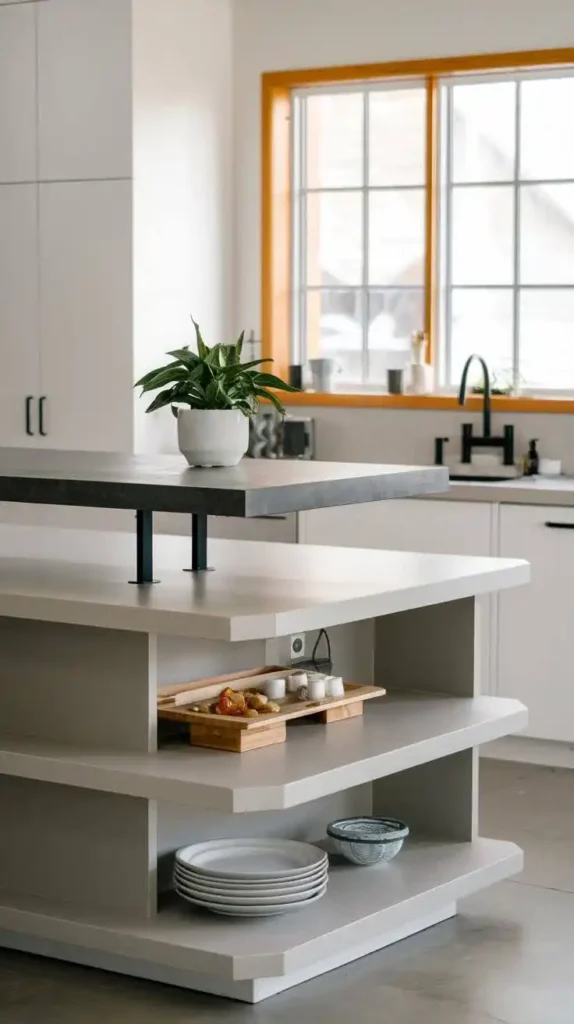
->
[175,839,327,880]
[174,862,328,893]
[173,872,328,899]
[174,876,326,905]
[176,883,327,917]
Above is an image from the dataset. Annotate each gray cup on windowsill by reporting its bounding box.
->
[387,369,404,395]
[309,358,339,392]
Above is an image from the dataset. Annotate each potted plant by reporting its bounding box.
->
[135,318,298,466]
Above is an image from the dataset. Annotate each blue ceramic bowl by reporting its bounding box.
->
[327,816,409,866]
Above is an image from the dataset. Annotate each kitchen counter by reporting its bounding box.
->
[0,524,528,1003]
[434,475,574,505]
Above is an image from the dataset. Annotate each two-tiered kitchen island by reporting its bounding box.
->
[0,454,528,1002]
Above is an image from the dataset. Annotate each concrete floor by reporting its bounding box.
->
[2,759,573,1024]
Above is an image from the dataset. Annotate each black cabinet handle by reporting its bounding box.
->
[38,396,47,437]
[545,521,574,530]
[25,396,34,436]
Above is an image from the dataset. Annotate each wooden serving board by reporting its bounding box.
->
[157,666,386,753]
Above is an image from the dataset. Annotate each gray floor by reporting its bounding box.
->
[2,760,573,1023]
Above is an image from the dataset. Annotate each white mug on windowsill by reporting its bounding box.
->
[308,358,341,392]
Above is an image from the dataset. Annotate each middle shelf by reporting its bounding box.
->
[0,692,526,812]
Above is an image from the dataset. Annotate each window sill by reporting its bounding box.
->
[272,391,574,413]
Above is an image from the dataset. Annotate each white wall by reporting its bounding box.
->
[233,0,574,466]
[133,0,234,453]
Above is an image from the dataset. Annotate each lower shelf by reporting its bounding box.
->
[0,836,521,985]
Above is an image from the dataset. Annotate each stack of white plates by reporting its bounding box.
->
[174,838,329,917]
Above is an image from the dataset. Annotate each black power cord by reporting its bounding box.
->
[311,628,332,671]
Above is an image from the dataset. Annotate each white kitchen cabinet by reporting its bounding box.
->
[37,0,132,180]
[498,504,574,742]
[301,499,492,556]
[0,3,37,182]
[0,185,40,448]
[38,181,133,451]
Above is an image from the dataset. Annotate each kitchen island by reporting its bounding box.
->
[0,520,529,1002]
[0,453,528,1002]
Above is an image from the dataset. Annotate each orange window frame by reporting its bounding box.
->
[261,46,574,412]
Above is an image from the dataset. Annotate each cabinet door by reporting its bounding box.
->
[37,0,132,180]
[0,185,40,447]
[0,3,37,182]
[39,180,133,451]
[499,504,574,742]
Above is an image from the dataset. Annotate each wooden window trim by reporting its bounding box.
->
[262,47,574,412]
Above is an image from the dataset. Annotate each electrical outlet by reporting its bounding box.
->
[289,633,306,660]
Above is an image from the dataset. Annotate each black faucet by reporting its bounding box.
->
[457,354,514,466]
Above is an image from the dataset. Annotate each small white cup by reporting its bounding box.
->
[287,671,307,693]
[307,677,326,701]
[264,677,286,700]
[326,675,345,698]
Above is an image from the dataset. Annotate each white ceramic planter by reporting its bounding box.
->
[177,409,249,467]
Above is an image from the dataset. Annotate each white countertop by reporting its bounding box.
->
[433,475,574,505]
[0,524,529,640]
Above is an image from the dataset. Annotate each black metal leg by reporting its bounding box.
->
[129,510,158,584]
[184,512,214,572]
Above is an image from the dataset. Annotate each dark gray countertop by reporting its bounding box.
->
[0,450,448,516]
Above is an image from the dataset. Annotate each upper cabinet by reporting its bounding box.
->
[0,3,37,182]
[37,0,132,180]
[0,185,40,447]
[38,180,133,451]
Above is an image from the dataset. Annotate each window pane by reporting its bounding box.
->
[452,82,516,183]
[369,189,425,286]
[307,191,363,286]
[449,288,514,385]
[520,289,574,388]
[520,184,574,285]
[520,78,574,181]
[369,87,426,186]
[368,289,423,378]
[306,93,363,188]
[451,186,514,285]
[306,289,363,384]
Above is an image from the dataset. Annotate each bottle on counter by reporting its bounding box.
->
[409,330,434,395]
[524,439,540,476]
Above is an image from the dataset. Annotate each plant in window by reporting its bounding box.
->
[135,318,298,467]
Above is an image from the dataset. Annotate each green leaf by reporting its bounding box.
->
[140,366,190,393]
[252,372,299,392]
[220,358,270,379]
[166,347,199,369]
[191,316,207,358]
[134,361,180,389]
[145,387,178,413]
[253,386,286,415]
[235,330,245,362]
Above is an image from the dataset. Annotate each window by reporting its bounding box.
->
[265,50,574,401]
[441,72,574,392]
[291,82,428,389]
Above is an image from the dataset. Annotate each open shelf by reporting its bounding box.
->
[0,837,521,981]
[0,693,527,811]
